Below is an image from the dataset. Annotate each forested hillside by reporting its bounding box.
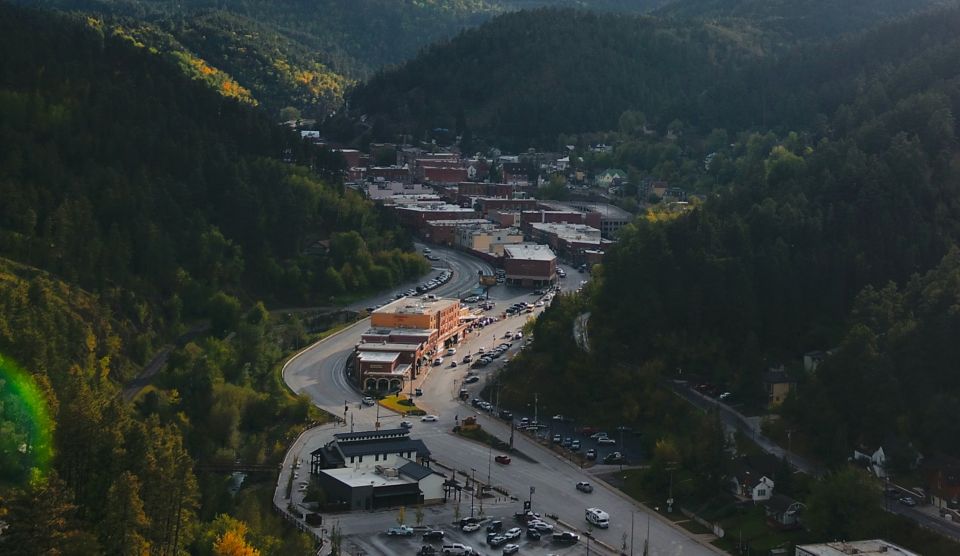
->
[655,0,947,39]
[0,4,426,311]
[351,9,763,149]
[0,5,426,553]
[499,3,960,467]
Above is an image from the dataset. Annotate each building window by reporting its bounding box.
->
[358,455,363,463]
[350,457,354,464]
[757,489,766,497]
[375,454,379,461]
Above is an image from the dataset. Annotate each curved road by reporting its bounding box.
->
[280,244,721,556]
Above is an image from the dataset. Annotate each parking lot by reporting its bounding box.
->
[341,514,612,555]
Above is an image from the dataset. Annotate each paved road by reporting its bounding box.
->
[279,246,721,555]
[668,381,824,477]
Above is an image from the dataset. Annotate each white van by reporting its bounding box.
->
[585,507,610,528]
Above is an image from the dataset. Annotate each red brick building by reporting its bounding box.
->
[503,244,557,287]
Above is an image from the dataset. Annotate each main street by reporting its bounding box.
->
[278,243,721,555]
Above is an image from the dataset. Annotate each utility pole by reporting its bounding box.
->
[630,511,635,556]
[470,469,477,518]
[533,392,539,425]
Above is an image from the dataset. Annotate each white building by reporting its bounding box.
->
[795,540,919,556]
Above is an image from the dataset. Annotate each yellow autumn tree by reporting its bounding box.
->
[213,522,260,556]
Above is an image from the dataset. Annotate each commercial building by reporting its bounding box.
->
[538,201,633,238]
[503,244,557,287]
[521,209,602,231]
[394,203,478,232]
[356,350,411,393]
[310,429,444,511]
[473,197,539,217]
[370,297,466,353]
[365,181,432,201]
[455,225,524,256]
[528,222,610,265]
[423,219,491,246]
[795,540,918,556]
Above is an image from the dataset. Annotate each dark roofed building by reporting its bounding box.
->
[399,460,435,481]
[311,428,431,475]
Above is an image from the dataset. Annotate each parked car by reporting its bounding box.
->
[417,546,438,555]
[576,481,594,493]
[552,434,562,443]
[552,531,580,544]
[571,440,581,451]
[449,361,458,368]
[899,496,918,507]
[487,534,507,547]
[527,520,553,533]
[441,543,473,555]
[464,376,479,384]
[589,431,608,439]
[486,520,503,533]
[502,544,520,555]
[459,517,480,528]
[597,437,617,445]
[362,396,375,406]
[603,452,626,464]
[415,387,423,396]
[495,455,512,464]
[423,530,445,540]
[462,522,481,533]
[504,527,521,540]
[386,525,414,536]
[526,528,541,540]
[421,415,439,422]
[399,420,413,429]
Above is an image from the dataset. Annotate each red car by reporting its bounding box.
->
[495,455,511,464]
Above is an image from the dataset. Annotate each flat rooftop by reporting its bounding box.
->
[357,351,401,363]
[356,342,424,352]
[320,466,417,488]
[530,222,602,241]
[536,200,632,221]
[796,540,919,556]
[504,244,557,261]
[395,203,475,213]
[426,219,491,227]
[373,297,459,315]
[363,327,435,339]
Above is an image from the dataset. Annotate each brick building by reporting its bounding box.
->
[503,244,557,287]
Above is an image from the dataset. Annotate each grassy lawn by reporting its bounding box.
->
[715,506,810,554]
[456,426,511,451]
[379,394,421,415]
[676,519,713,535]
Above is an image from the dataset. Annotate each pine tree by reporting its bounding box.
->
[102,471,151,555]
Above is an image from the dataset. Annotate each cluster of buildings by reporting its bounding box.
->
[355,297,468,393]
[322,141,638,272]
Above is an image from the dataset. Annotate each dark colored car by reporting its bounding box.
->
[422,530,445,540]
[499,410,513,420]
[526,528,541,540]
[487,520,503,533]
[459,517,480,528]
[495,455,511,464]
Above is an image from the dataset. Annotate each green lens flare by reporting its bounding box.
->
[0,354,54,481]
